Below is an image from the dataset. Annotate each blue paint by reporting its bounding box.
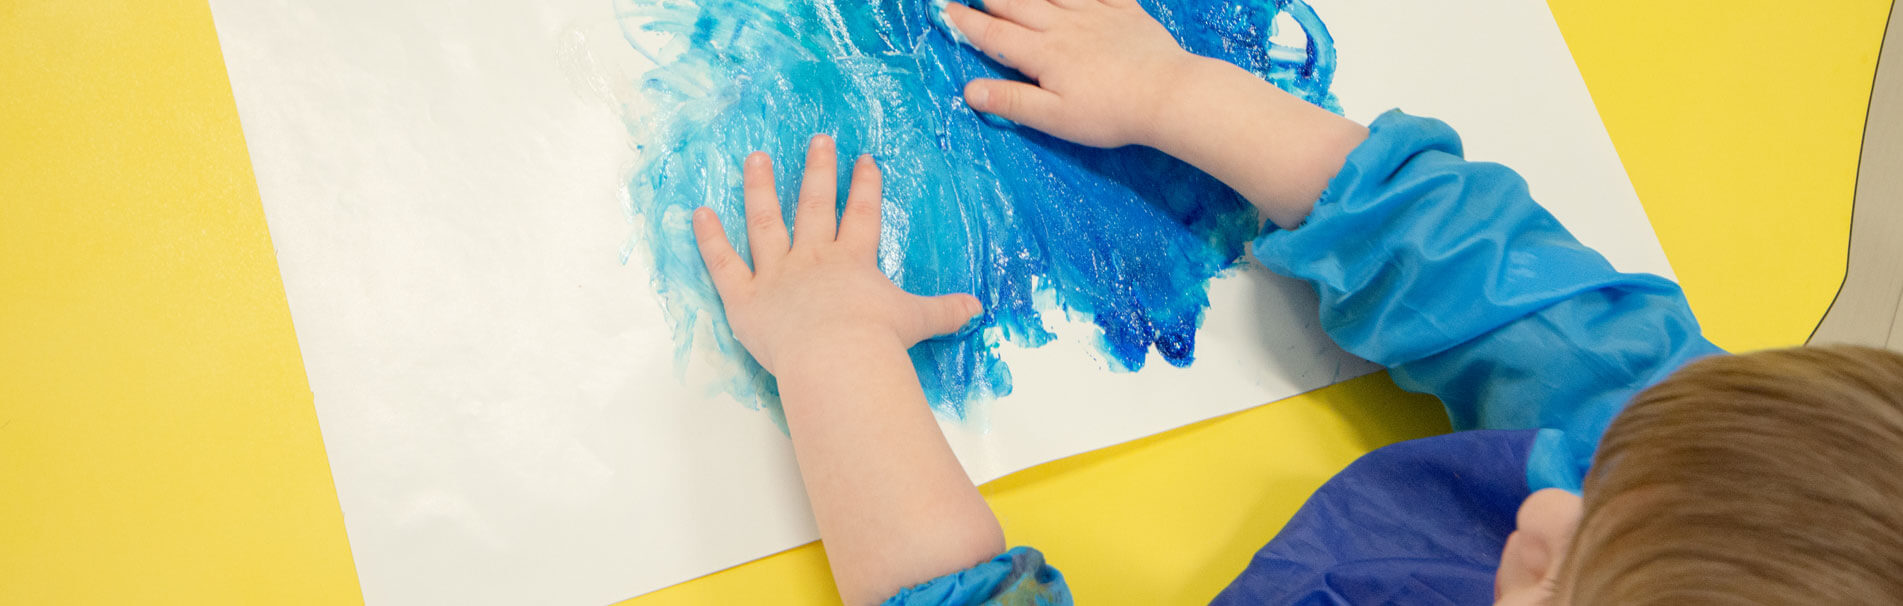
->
[615,0,1340,422]
[930,0,974,48]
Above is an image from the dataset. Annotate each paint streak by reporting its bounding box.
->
[614,0,1339,423]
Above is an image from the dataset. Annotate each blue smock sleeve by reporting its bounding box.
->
[880,546,1071,606]
[1252,110,1725,492]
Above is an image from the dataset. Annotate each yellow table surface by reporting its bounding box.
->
[1,1,1886,604]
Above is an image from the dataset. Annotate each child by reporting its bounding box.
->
[686,0,1903,604]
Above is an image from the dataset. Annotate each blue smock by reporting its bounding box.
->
[882,111,1725,606]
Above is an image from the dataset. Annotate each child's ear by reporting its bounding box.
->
[1495,488,1583,604]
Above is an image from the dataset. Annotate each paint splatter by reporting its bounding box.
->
[614,0,1339,422]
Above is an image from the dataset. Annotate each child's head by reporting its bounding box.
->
[1493,345,1903,605]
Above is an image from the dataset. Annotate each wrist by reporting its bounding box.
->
[1135,56,1366,229]
[1133,54,1244,151]
[769,326,907,374]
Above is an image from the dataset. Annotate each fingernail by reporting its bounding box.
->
[812,134,832,149]
[967,86,988,109]
[745,152,765,167]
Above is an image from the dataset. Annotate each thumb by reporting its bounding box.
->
[911,293,984,341]
[965,79,1061,133]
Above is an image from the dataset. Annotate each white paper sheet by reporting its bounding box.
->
[209,1,1669,603]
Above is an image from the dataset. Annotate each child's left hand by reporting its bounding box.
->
[691,135,983,375]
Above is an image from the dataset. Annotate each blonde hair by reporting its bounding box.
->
[1561,346,1903,604]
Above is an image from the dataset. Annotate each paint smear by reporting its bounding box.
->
[614,0,1339,423]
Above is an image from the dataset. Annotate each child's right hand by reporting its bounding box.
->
[945,0,1204,149]
[951,0,1366,229]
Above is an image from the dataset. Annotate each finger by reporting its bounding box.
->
[835,155,884,259]
[741,151,789,270]
[964,79,1063,129]
[691,207,751,302]
[912,293,984,341]
[973,0,1056,30]
[945,2,1042,75]
[793,134,839,248]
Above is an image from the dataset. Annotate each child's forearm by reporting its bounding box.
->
[777,329,1005,606]
[1139,57,1367,230]
[690,141,997,606]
